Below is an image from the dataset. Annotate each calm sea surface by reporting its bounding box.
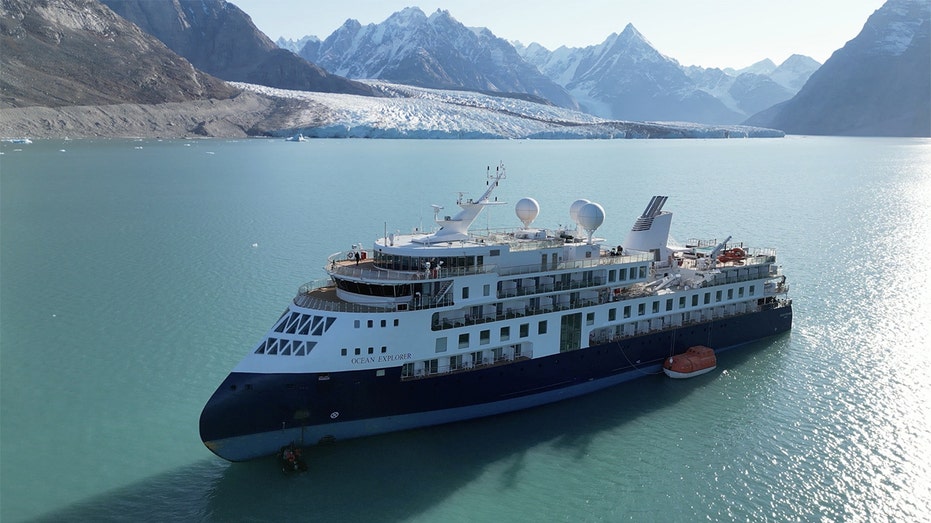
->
[2,137,930,522]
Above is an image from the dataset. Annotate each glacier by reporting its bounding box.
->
[236,81,784,139]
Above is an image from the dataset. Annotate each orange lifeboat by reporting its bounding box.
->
[663,346,717,378]
[717,247,746,263]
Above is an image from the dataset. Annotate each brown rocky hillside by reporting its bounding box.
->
[0,0,236,108]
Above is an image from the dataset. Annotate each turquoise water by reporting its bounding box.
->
[2,137,929,522]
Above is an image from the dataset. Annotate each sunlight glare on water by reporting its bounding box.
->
[1,137,930,522]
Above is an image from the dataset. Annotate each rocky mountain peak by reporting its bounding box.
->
[300,7,576,109]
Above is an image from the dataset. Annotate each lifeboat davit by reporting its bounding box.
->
[663,346,717,378]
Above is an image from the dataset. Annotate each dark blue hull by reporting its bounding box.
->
[200,303,792,461]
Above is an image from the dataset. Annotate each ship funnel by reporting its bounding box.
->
[623,196,672,261]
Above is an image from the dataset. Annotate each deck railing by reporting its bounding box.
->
[326,250,653,283]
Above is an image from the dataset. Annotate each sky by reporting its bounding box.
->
[231,0,887,69]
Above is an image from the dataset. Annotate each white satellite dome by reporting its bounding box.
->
[577,202,605,242]
[515,197,540,229]
[569,199,590,225]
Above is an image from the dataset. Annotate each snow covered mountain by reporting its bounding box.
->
[297,7,577,110]
[520,25,821,125]
[683,65,794,117]
[768,55,821,91]
[746,0,930,136]
[518,24,744,124]
[276,35,318,54]
[723,59,777,77]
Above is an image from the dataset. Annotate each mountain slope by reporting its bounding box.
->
[0,0,235,108]
[746,0,930,136]
[100,0,378,96]
[300,7,576,109]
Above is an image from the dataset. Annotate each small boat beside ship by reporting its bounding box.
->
[199,163,793,462]
[663,345,717,378]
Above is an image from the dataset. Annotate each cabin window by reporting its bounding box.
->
[501,326,510,341]
[354,320,360,328]
[679,296,686,309]
[483,284,490,297]
[538,321,547,335]
[692,294,699,307]
[618,268,627,281]
[586,312,595,326]
[381,319,387,327]
[638,303,646,316]
[666,299,674,312]
[490,249,500,256]
[367,319,373,328]
[749,285,756,296]
[435,337,448,353]
[394,319,399,326]
[354,348,361,355]
[368,347,374,355]
[401,363,414,378]
[459,333,469,349]
[381,346,387,353]
[715,290,722,302]
[623,305,631,318]
[462,287,470,300]
[520,323,529,338]
[727,288,734,300]
[652,301,660,314]
[639,266,647,279]
[480,330,490,345]
[739,287,745,297]
[585,251,592,258]
[704,293,711,305]
[609,308,617,321]
[609,270,617,283]
[341,348,347,356]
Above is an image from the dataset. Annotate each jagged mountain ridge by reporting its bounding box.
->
[746,0,930,136]
[518,24,741,123]
[0,0,236,108]
[277,35,317,54]
[276,7,821,126]
[100,0,378,96]
[519,25,819,124]
[298,7,577,110]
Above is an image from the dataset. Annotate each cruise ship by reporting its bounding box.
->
[200,164,792,462]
